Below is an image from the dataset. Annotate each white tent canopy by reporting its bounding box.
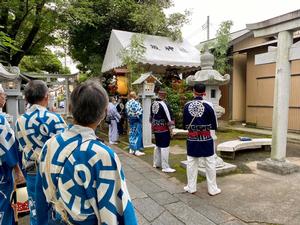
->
[101,30,201,73]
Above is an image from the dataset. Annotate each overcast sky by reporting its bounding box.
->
[166,0,300,45]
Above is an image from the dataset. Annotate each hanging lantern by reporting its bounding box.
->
[116,76,128,95]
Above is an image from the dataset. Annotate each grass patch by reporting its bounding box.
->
[96,128,275,182]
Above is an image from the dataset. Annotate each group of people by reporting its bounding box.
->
[109,83,221,195]
[0,79,221,225]
[0,80,137,225]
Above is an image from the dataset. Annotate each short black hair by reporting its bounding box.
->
[193,83,206,94]
[24,80,48,104]
[70,80,108,126]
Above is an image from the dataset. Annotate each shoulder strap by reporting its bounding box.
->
[158,101,172,122]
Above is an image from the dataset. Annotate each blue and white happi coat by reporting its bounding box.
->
[0,113,19,225]
[125,99,143,151]
[36,124,137,225]
[16,104,66,166]
[183,96,218,157]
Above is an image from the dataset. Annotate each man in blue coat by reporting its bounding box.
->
[150,91,176,173]
[15,80,66,225]
[183,83,221,195]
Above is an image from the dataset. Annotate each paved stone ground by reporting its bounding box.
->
[18,145,243,225]
[19,143,300,225]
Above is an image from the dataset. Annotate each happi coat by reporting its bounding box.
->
[183,96,217,157]
[0,113,19,225]
[15,104,66,225]
[125,99,143,151]
[150,99,174,148]
[36,124,137,225]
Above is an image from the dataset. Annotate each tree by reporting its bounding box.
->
[67,0,189,75]
[212,20,233,74]
[0,30,19,64]
[19,48,70,74]
[0,0,68,66]
[119,34,146,89]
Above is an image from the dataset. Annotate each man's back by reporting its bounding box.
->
[37,124,136,225]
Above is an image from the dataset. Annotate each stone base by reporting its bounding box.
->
[180,160,237,176]
[257,158,300,175]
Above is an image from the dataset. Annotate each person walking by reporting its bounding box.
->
[15,80,66,225]
[0,85,24,225]
[125,91,144,156]
[183,83,221,196]
[107,97,121,144]
[35,80,137,225]
[150,90,176,173]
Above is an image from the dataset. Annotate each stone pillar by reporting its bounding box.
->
[65,78,70,115]
[6,96,18,126]
[271,31,293,161]
[257,31,299,174]
[142,96,154,148]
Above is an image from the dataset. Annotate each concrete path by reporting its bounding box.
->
[115,146,246,225]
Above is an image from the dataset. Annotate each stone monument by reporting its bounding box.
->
[0,64,22,126]
[132,72,161,148]
[186,50,230,118]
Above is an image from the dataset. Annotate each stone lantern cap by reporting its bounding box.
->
[0,63,19,81]
[186,51,230,86]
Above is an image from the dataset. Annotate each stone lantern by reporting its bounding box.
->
[186,50,230,118]
[132,72,161,147]
[0,64,22,126]
[185,51,234,171]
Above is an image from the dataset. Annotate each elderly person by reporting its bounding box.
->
[183,83,221,196]
[16,80,66,225]
[35,81,137,225]
[150,90,176,173]
[0,84,24,225]
[107,97,121,145]
[125,91,144,156]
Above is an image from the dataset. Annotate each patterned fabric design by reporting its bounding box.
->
[16,104,66,164]
[37,125,137,225]
[0,115,15,164]
[0,114,18,183]
[188,100,205,117]
[125,99,142,118]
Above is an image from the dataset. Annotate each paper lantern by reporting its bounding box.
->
[117,76,128,95]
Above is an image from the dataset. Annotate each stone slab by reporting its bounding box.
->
[151,211,184,225]
[135,210,151,225]
[126,181,147,200]
[151,177,184,194]
[165,201,216,225]
[257,158,300,175]
[148,191,179,205]
[131,179,164,194]
[181,160,237,176]
[174,193,235,224]
[133,197,165,222]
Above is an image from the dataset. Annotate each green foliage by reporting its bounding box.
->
[164,82,193,129]
[67,0,189,75]
[0,31,19,64]
[0,0,68,66]
[19,49,70,74]
[212,20,233,74]
[119,34,146,89]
